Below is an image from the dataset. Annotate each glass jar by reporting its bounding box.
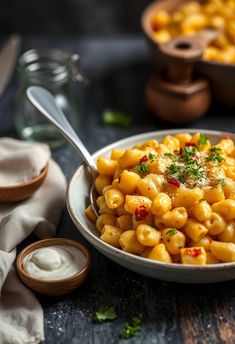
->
[13,49,87,149]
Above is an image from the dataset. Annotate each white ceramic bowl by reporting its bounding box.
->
[67,129,235,284]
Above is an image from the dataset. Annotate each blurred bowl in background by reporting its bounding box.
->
[141,0,235,107]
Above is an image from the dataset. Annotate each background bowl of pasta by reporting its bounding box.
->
[67,129,235,284]
[141,0,235,107]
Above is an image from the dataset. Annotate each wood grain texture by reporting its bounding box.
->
[3,36,235,344]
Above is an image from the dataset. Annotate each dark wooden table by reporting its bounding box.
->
[1,36,235,344]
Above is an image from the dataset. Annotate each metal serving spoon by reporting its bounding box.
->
[26,85,99,218]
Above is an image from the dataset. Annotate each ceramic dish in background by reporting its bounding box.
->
[16,238,91,296]
[0,162,49,203]
[141,0,235,107]
[67,129,235,284]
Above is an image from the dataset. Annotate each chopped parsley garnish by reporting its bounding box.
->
[206,147,224,163]
[166,164,184,182]
[164,152,175,159]
[198,133,208,146]
[166,163,181,175]
[93,306,117,323]
[148,152,156,163]
[166,229,177,236]
[184,160,204,179]
[102,109,132,128]
[182,146,197,161]
[122,318,142,339]
[209,147,222,153]
[218,178,226,186]
[134,162,149,175]
[166,159,203,183]
[166,163,184,182]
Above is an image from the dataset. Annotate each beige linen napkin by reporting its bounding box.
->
[0,138,67,344]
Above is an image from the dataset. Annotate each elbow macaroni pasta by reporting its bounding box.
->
[150,0,235,64]
[85,133,235,265]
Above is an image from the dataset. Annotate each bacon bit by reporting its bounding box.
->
[140,155,148,163]
[186,248,202,257]
[179,147,183,155]
[167,176,180,188]
[135,205,148,221]
[185,142,197,147]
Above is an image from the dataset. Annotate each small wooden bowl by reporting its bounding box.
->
[16,238,91,296]
[0,162,49,203]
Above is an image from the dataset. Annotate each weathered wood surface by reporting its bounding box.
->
[2,36,235,344]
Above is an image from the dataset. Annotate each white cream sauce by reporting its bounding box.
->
[23,245,87,281]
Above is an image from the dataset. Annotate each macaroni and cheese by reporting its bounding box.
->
[85,132,235,265]
[151,0,235,64]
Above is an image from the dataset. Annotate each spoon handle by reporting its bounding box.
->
[26,86,97,176]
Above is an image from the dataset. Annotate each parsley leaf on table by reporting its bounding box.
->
[132,290,144,300]
[90,281,106,298]
[102,109,132,128]
[93,306,117,323]
[122,317,142,339]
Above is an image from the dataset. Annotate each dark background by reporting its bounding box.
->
[1,0,152,35]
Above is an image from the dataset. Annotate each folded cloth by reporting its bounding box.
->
[0,138,51,186]
[0,139,66,344]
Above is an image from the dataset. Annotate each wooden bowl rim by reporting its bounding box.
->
[0,161,49,191]
[16,238,91,284]
[141,0,235,68]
